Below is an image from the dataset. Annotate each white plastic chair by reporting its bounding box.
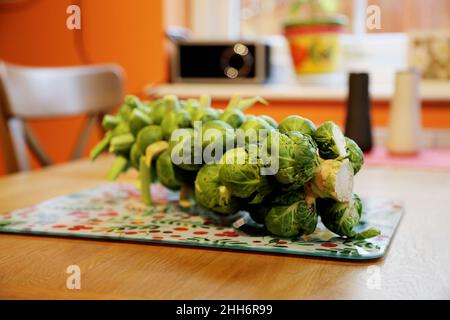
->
[0,61,124,173]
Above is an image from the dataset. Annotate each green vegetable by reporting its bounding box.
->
[201,120,235,162]
[311,159,354,202]
[236,96,268,111]
[259,115,278,128]
[156,150,182,190]
[102,115,120,131]
[278,115,316,136]
[140,141,169,205]
[111,121,130,136]
[191,107,219,125]
[264,190,318,237]
[106,155,128,181]
[125,95,148,110]
[117,104,132,121]
[136,125,163,154]
[317,194,380,239]
[194,164,240,215]
[130,143,142,169]
[220,109,246,128]
[181,99,200,117]
[109,133,135,154]
[218,148,270,199]
[345,137,364,174]
[161,108,192,140]
[169,128,202,171]
[148,100,167,125]
[91,93,377,240]
[314,121,347,159]
[90,132,112,160]
[129,108,152,137]
[239,115,274,144]
[264,130,319,187]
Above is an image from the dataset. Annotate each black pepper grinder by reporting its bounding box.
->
[345,72,373,152]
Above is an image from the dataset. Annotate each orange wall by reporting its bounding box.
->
[0,0,166,175]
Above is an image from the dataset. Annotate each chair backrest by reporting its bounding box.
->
[0,61,124,173]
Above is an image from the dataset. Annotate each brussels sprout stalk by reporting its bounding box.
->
[109,133,135,153]
[311,159,354,202]
[106,155,128,181]
[102,115,120,130]
[90,132,112,161]
[236,96,268,111]
[226,95,242,110]
[179,184,193,208]
[140,141,169,205]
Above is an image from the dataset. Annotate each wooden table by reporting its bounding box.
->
[0,156,449,299]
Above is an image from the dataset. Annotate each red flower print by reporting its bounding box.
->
[170,235,181,238]
[152,236,164,240]
[51,225,67,228]
[193,231,208,235]
[173,227,188,231]
[277,241,288,245]
[125,231,138,235]
[98,212,118,217]
[321,243,338,248]
[215,231,239,237]
[67,225,93,231]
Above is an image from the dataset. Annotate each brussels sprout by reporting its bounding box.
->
[311,159,354,202]
[125,95,147,110]
[136,125,163,154]
[220,109,246,129]
[129,108,153,137]
[191,107,219,125]
[111,121,130,136]
[117,103,132,121]
[102,115,120,131]
[149,100,167,125]
[156,150,182,190]
[264,131,319,187]
[345,137,364,174]
[169,128,202,171]
[259,115,278,128]
[239,115,274,145]
[218,148,270,199]
[264,190,318,237]
[181,99,200,117]
[201,120,235,163]
[314,121,347,159]
[194,164,240,215]
[317,194,380,239]
[109,133,135,154]
[161,109,192,140]
[278,115,316,136]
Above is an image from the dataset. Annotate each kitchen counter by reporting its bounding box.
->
[148,80,450,102]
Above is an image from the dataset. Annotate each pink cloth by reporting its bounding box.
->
[364,147,450,169]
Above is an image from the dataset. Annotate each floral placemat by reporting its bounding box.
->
[0,183,402,260]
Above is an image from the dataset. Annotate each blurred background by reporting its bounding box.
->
[0,0,449,175]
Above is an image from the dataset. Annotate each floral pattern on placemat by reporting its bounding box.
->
[0,183,403,260]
